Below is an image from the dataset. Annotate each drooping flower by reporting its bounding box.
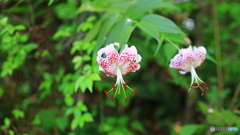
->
[169,45,208,95]
[97,42,141,102]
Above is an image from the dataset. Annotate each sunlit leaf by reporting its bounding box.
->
[142,14,183,34]
[106,18,135,47]
[127,0,164,19]
[137,21,159,43]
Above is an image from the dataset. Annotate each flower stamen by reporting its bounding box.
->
[104,90,110,98]
[112,83,116,93]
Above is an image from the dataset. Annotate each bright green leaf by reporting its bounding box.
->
[106,18,135,47]
[142,14,183,34]
[14,25,26,30]
[83,113,93,122]
[179,124,200,135]
[137,21,160,43]
[127,0,164,19]
[64,95,74,107]
[12,109,25,119]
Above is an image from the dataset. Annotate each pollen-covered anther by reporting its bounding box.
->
[125,97,129,103]
[104,90,110,98]
[112,97,116,102]
[132,88,138,97]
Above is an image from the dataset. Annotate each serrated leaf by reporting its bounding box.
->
[142,14,183,34]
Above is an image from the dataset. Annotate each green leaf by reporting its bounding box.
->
[56,116,68,131]
[206,54,217,64]
[137,21,159,43]
[179,124,200,135]
[161,33,188,45]
[12,109,25,119]
[106,18,135,47]
[94,12,120,54]
[31,114,41,126]
[14,25,26,30]
[142,14,183,34]
[77,101,88,112]
[127,0,164,19]
[163,42,178,64]
[0,87,4,98]
[48,0,55,6]
[71,118,79,130]
[154,35,164,56]
[4,117,11,127]
[83,113,93,122]
[64,95,74,107]
[72,56,83,70]
[131,121,145,132]
[55,0,77,20]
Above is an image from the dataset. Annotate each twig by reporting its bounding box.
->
[212,0,224,109]
[229,82,240,110]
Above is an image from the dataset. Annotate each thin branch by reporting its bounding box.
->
[212,0,224,109]
[229,82,240,110]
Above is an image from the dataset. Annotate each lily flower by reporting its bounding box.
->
[169,45,208,95]
[97,42,141,102]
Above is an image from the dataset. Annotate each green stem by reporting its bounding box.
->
[164,36,180,50]
[212,0,224,109]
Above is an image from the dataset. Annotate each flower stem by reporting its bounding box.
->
[164,36,180,50]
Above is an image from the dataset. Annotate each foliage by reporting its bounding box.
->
[0,0,240,135]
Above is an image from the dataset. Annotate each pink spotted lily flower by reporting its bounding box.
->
[169,45,208,95]
[97,42,141,102]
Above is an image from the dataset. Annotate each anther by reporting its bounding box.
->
[125,97,128,103]
[112,97,116,102]
[112,83,116,93]
[104,90,110,98]
[132,88,138,97]
[124,80,128,90]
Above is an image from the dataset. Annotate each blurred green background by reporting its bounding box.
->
[0,0,240,135]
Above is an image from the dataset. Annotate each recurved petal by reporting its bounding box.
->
[192,46,207,68]
[170,53,191,72]
[97,43,120,76]
[179,45,194,60]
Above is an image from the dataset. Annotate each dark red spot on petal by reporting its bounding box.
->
[132,88,138,97]
[104,90,110,98]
